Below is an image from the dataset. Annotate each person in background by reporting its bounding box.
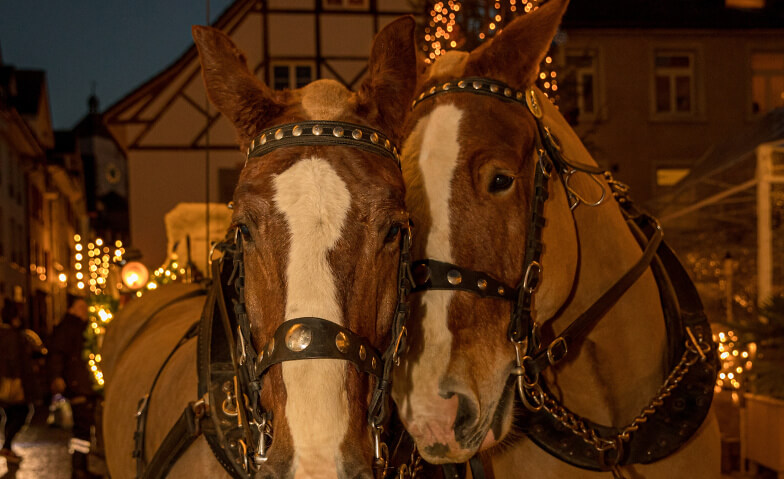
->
[0,298,34,466]
[49,295,99,479]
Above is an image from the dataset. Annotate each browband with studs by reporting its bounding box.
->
[411,77,545,119]
[245,121,401,168]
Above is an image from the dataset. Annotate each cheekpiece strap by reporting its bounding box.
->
[245,121,400,168]
[410,259,518,301]
[255,317,384,378]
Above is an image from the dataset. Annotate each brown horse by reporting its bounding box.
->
[102,17,417,479]
[390,1,721,477]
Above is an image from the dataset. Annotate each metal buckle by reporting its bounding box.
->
[372,425,389,472]
[564,169,607,211]
[523,261,542,293]
[512,341,544,412]
[685,326,710,361]
[392,326,407,366]
[253,415,272,465]
[546,337,568,365]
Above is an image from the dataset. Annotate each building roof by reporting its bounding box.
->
[11,69,46,116]
[562,0,784,29]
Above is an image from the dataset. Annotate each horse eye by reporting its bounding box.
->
[238,223,251,238]
[489,174,514,193]
[384,224,401,243]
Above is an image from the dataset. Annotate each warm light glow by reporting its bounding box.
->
[96,238,103,246]
[74,234,81,242]
[75,244,83,251]
[77,281,85,289]
[122,261,149,290]
[58,273,67,283]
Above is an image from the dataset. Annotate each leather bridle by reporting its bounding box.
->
[133,119,413,479]
[229,119,413,473]
[406,78,717,476]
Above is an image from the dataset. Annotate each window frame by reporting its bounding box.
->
[649,46,704,122]
[562,47,602,122]
[269,61,316,91]
[749,51,784,117]
[321,0,369,11]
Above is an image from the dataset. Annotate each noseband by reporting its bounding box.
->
[407,79,717,475]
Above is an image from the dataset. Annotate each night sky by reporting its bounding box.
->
[0,0,234,130]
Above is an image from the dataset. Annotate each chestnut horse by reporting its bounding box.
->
[390,2,721,477]
[102,17,417,479]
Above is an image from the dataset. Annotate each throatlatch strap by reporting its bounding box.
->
[141,401,207,479]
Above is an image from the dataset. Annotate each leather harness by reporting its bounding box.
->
[132,120,414,479]
[403,78,719,478]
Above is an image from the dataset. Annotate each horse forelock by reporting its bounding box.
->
[300,79,354,121]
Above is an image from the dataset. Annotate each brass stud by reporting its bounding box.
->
[393,147,398,157]
[359,345,367,361]
[292,125,303,137]
[477,279,487,290]
[504,88,512,97]
[260,133,267,145]
[447,269,462,285]
[429,86,437,94]
[274,128,284,140]
[370,132,379,144]
[333,126,344,137]
[472,81,482,90]
[497,286,505,295]
[418,92,425,100]
[267,338,275,356]
[312,125,323,136]
[490,84,499,93]
[250,139,256,150]
[384,139,391,150]
[516,91,524,101]
[442,82,452,91]
[372,357,377,369]
[457,80,467,89]
[352,129,362,140]
[411,100,417,108]
[335,332,350,353]
[285,323,312,352]
[228,201,234,210]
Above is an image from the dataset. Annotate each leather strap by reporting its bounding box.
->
[255,317,384,377]
[410,259,517,300]
[141,401,208,479]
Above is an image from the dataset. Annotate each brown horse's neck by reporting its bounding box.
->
[543,174,667,426]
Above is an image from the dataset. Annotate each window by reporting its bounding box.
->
[726,0,764,8]
[653,51,696,115]
[322,0,368,10]
[31,186,43,222]
[271,63,314,90]
[563,49,599,122]
[751,52,784,115]
[656,167,690,187]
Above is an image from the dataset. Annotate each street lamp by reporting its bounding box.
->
[121,261,149,290]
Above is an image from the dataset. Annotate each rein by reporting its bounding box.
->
[133,119,413,479]
[407,78,718,476]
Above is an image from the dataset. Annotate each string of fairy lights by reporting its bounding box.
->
[714,330,753,392]
[423,0,560,103]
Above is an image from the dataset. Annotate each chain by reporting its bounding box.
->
[518,327,711,469]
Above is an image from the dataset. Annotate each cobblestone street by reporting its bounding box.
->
[1,408,72,479]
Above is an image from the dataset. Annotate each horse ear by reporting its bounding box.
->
[192,25,283,142]
[464,0,568,90]
[358,16,420,143]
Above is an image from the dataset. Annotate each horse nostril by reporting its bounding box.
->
[453,393,480,442]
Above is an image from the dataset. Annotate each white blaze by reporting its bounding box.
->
[402,104,463,413]
[273,158,351,478]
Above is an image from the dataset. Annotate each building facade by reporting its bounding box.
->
[557,0,784,204]
[104,0,414,269]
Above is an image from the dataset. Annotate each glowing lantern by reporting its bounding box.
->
[122,261,149,290]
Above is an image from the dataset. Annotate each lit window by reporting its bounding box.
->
[656,167,690,187]
[751,52,784,115]
[653,52,696,115]
[726,0,764,8]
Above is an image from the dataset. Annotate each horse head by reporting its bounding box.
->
[390,0,581,464]
[193,17,417,478]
